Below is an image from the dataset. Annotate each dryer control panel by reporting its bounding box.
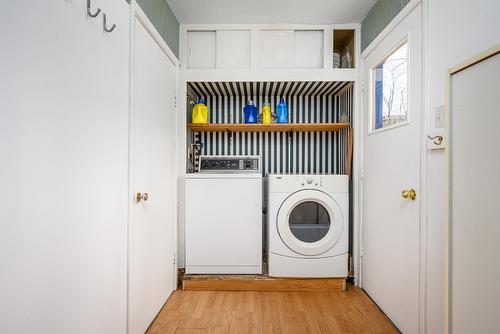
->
[199,155,261,173]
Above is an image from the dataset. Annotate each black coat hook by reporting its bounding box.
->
[103,13,116,33]
[87,0,101,18]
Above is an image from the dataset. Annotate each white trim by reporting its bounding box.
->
[126,4,133,334]
[182,68,358,83]
[352,25,363,286]
[177,21,362,281]
[183,23,359,32]
[368,120,410,135]
[419,1,430,333]
[361,0,422,59]
[443,43,500,334]
[132,2,179,67]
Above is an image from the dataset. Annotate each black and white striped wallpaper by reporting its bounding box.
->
[187,81,354,176]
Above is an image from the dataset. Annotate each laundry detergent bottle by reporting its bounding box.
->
[276,98,288,123]
[192,98,208,124]
[244,100,258,124]
[262,102,272,124]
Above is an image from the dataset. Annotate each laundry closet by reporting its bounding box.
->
[177,25,359,287]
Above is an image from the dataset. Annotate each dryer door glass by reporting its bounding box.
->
[289,201,330,242]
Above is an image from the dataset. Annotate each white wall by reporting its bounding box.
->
[423,1,500,333]
[0,2,130,333]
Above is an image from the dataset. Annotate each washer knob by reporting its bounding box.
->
[306,177,313,184]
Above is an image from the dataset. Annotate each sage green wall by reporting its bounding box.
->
[135,0,180,58]
[361,0,410,51]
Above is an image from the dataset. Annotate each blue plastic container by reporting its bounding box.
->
[276,98,288,123]
[244,100,258,124]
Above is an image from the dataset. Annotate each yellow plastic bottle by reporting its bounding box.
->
[262,102,271,124]
[192,98,208,124]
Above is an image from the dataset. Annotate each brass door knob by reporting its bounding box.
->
[401,189,416,200]
[136,192,149,202]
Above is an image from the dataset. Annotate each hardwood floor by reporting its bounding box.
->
[147,287,399,333]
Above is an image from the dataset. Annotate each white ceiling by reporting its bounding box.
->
[167,0,377,25]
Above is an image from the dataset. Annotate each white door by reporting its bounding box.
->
[361,4,422,334]
[447,48,500,334]
[128,9,177,334]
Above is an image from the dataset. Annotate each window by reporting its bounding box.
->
[289,201,330,243]
[372,42,408,130]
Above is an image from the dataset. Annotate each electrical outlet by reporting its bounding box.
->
[435,105,445,128]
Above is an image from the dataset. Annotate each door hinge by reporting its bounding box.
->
[173,253,176,265]
[174,95,177,108]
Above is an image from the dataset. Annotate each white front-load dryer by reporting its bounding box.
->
[267,174,348,277]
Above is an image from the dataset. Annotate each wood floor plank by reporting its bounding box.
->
[147,287,399,334]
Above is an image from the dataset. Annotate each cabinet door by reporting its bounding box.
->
[216,30,250,69]
[259,30,294,68]
[294,30,324,68]
[0,0,129,333]
[187,31,216,69]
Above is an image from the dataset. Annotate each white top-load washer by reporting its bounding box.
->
[267,174,348,277]
[185,156,262,274]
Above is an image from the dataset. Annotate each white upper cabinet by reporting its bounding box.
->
[182,25,358,73]
[216,30,251,69]
[294,30,324,68]
[258,30,294,69]
[187,31,216,69]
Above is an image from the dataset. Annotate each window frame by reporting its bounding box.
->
[368,37,410,135]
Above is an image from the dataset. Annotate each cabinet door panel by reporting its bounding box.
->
[216,30,250,69]
[294,30,324,68]
[187,31,216,69]
[259,30,294,69]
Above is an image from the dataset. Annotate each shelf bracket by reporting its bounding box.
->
[227,130,233,139]
[287,131,293,139]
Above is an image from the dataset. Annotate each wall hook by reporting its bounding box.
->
[103,13,117,33]
[87,0,101,18]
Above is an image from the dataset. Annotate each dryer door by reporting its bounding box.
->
[277,190,344,256]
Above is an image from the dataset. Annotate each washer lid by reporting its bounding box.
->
[277,189,344,256]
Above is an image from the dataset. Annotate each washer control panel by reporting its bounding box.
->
[301,176,323,187]
[199,155,261,173]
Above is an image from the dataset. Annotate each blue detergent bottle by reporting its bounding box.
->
[244,100,258,124]
[276,98,288,123]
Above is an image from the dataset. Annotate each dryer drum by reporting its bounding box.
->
[288,201,331,243]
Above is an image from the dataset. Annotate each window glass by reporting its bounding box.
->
[289,201,330,243]
[373,42,408,130]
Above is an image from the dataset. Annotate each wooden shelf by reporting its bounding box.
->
[187,122,350,133]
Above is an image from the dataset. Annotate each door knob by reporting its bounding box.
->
[136,192,149,202]
[401,189,416,200]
